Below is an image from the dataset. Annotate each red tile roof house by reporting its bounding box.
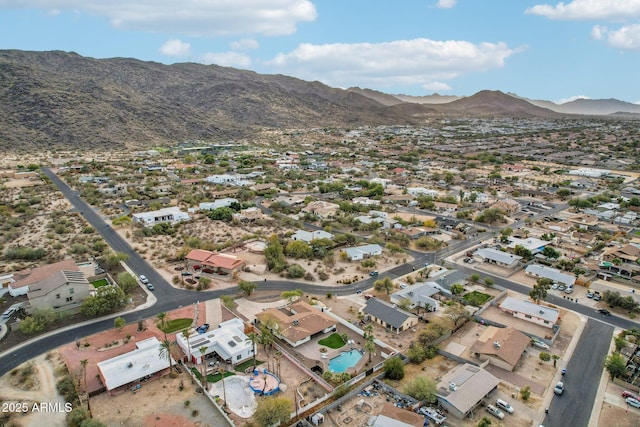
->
[185,249,246,276]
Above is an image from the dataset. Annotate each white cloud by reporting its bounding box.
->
[526,0,640,21]
[230,38,259,50]
[201,51,252,68]
[556,95,590,104]
[159,39,191,57]
[266,38,521,90]
[606,24,640,50]
[435,0,457,9]
[591,24,640,49]
[422,81,452,91]
[1,0,317,36]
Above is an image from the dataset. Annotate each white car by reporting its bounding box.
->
[486,404,505,420]
[139,274,149,284]
[399,283,408,289]
[531,339,550,350]
[496,399,514,414]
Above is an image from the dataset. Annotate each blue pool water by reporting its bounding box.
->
[328,349,362,373]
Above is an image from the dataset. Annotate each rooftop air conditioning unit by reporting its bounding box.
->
[448,382,457,391]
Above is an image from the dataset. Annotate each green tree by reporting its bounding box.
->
[541,246,561,260]
[539,352,551,363]
[477,416,493,427]
[116,272,137,294]
[182,328,193,365]
[286,264,306,278]
[103,251,129,269]
[402,376,436,403]
[281,289,304,304]
[520,385,531,401]
[605,352,626,379]
[253,396,292,427]
[114,316,126,340]
[364,323,375,363]
[159,338,177,375]
[446,304,469,329]
[238,280,257,297]
[220,294,237,310]
[529,278,552,303]
[245,332,260,369]
[475,208,505,225]
[450,284,465,296]
[383,356,404,380]
[285,240,313,259]
[81,285,127,317]
[484,277,495,287]
[155,312,171,340]
[374,277,394,295]
[264,235,286,273]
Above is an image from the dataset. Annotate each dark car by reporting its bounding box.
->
[369,271,379,277]
[181,272,193,276]
[196,323,210,334]
[597,309,611,316]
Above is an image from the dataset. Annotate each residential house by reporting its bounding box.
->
[185,249,246,275]
[525,264,576,287]
[272,194,306,206]
[352,197,380,206]
[97,337,171,394]
[506,237,551,255]
[370,403,425,427]
[436,364,500,419]
[407,187,439,198]
[291,229,334,243]
[399,227,439,240]
[205,174,253,187]
[491,198,521,215]
[499,297,559,329]
[433,202,458,215]
[175,318,253,365]
[198,198,239,211]
[232,207,264,222]
[342,244,383,261]
[470,326,531,371]
[473,248,522,269]
[11,259,92,312]
[301,201,340,219]
[132,206,190,226]
[567,213,599,230]
[256,301,336,347]
[361,298,418,334]
[389,282,440,312]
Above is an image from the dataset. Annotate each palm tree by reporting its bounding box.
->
[159,338,176,375]
[80,359,90,415]
[199,345,208,387]
[373,277,394,296]
[245,332,259,369]
[155,312,171,340]
[363,324,375,363]
[259,326,274,372]
[182,327,192,363]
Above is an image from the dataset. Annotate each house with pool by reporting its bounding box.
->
[255,301,337,348]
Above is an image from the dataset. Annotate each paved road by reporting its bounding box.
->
[543,319,613,427]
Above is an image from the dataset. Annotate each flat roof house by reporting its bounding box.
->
[132,206,190,226]
[499,296,559,329]
[291,229,334,243]
[473,248,522,269]
[525,264,576,287]
[470,326,531,371]
[436,363,500,419]
[175,318,253,365]
[361,298,418,334]
[390,282,441,312]
[256,301,336,348]
[342,244,383,261]
[97,337,171,394]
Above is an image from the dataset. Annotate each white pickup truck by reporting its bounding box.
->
[419,406,447,425]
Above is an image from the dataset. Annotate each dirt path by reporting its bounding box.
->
[0,354,68,427]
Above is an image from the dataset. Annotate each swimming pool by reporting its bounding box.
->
[328,349,362,373]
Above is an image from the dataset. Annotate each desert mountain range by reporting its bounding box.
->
[1,50,638,150]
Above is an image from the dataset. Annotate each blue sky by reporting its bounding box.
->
[1,0,640,104]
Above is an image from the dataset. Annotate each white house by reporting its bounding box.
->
[525,264,576,287]
[290,229,334,243]
[343,244,383,261]
[205,174,253,187]
[506,238,551,255]
[474,248,522,269]
[198,198,239,211]
[97,337,171,393]
[499,296,559,328]
[407,187,438,198]
[390,282,440,312]
[175,318,254,365]
[132,206,190,226]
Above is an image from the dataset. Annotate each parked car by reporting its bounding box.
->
[146,283,155,291]
[364,295,373,300]
[564,286,574,294]
[1,307,17,319]
[551,283,559,290]
[496,399,514,414]
[531,339,550,350]
[369,271,379,277]
[181,272,193,276]
[557,285,566,292]
[554,381,565,395]
[597,309,611,316]
[593,292,602,301]
[139,274,149,284]
[399,283,408,289]
[586,290,594,298]
[626,397,640,408]
[486,404,505,420]
[622,391,638,400]
[196,323,210,334]
[202,268,215,274]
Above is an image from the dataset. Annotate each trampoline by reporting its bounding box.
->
[249,369,281,396]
